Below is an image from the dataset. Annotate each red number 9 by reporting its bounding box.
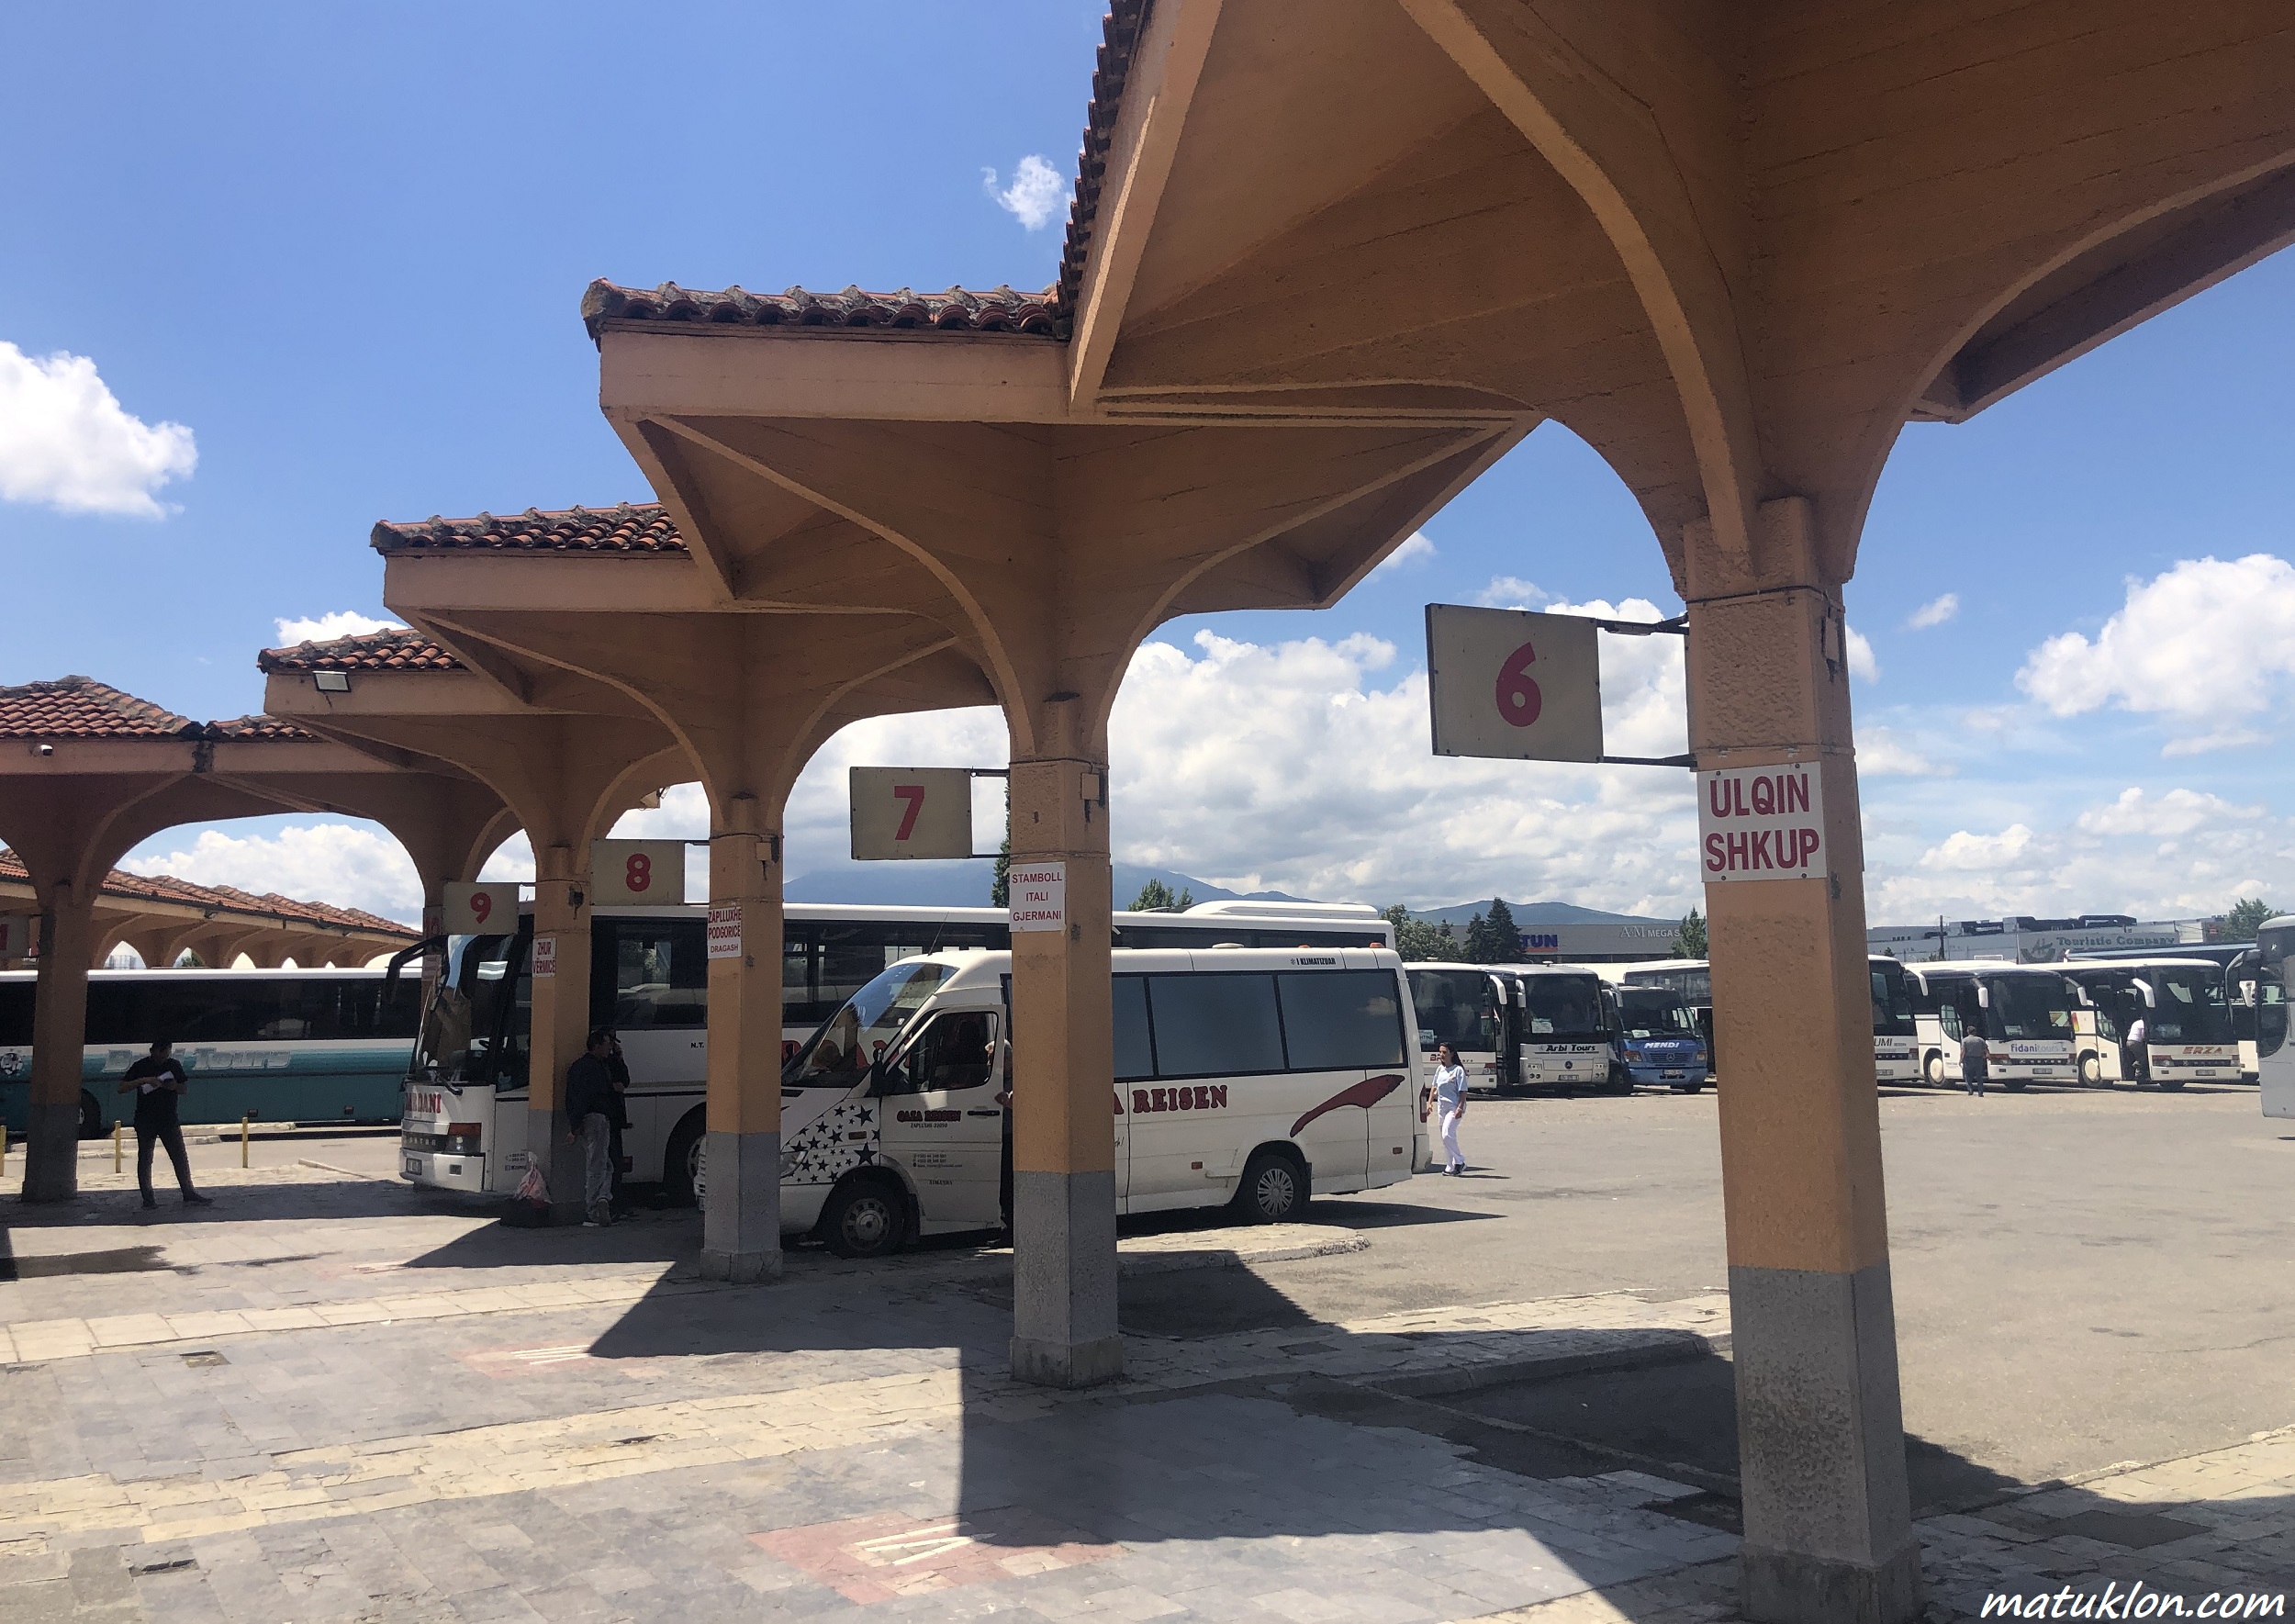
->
[626,853,652,893]
[470,891,492,925]
[1495,639,1541,729]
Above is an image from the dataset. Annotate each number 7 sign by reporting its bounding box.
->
[849,767,977,860]
[1426,603,1605,762]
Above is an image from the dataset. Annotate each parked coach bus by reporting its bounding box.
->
[1905,964,2078,1089]
[397,901,1395,1209]
[1405,964,1510,1092]
[2259,917,2295,1120]
[1869,957,1920,1083]
[0,968,420,1137]
[2056,959,2240,1089]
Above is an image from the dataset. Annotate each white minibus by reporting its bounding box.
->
[2056,959,2241,1088]
[397,901,1404,1213]
[774,946,1425,1254]
[1904,964,2078,1089]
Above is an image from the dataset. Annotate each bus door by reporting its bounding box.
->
[2260,924,2294,1118]
[875,1008,1004,1227]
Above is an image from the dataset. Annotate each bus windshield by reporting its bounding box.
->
[1870,961,1916,1036]
[2143,967,2233,1044]
[1980,974,2075,1042]
[784,958,955,1086]
[412,934,526,1087]
[1519,975,1609,1042]
[1408,969,1503,1053]
[1614,987,1696,1039]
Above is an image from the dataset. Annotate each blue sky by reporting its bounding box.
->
[6,4,2292,932]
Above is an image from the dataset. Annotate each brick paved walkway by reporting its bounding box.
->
[3,1170,2288,1620]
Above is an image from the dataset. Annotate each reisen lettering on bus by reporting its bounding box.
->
[1696,764,1828,881]
[1129,1083,1231,1115]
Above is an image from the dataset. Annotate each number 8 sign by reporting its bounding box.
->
[1426,604,1605,763]
[590,840,688,906]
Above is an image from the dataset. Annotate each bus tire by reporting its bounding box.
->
[77,1090,106,1140]
[2078,1053,2102,1087]
[662,1110,706,1207]
[1233,1148,1308,1225]
[1923,1052,1945,1088]
[820,1174,908,1259]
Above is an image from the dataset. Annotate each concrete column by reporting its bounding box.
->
[1007,752,1121,1389]
[23,889,97,1202]
[528,845,590,1225]
[700,796,783,1282]
[1688,499,1918,1623]
[420,895,446,1002]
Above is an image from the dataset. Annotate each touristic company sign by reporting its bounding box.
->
[1426,604,1604,763]
[707,904,743,960]
[1008,862,1067,933]
[1696,764,1828,882]
[850,767,975,860]
[442,881,520,935]
[590,839,686,906]
[531,935,558,979]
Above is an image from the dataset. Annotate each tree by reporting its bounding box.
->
[1671,906,1707,958]
[1130,877,1194,912]
[990,834,1011,907]
[2220,897,2278,942]
[1462,898,1524,963]
[1382,903,1452,962]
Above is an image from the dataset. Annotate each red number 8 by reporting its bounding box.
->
[1495,639,1541,729]
[626,853,652,893]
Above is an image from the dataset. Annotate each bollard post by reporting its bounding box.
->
[241,1114,251,1169]
[113,1120,122,1173]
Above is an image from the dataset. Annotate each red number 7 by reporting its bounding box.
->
[893,785,926,840]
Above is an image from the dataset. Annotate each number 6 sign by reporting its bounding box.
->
[1426,604,1604,763]
[590,840,688,906]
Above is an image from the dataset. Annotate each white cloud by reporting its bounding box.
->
[274,610,403,646]
[1367,531,1435,576]
[1906,593,1959,630]
[0,341,197,517]
[2016,554,2295,731]
[123,823,423,924]
[1859,727,1954,778]
[982,154,1065,230]
[1474,575,1549,609]
[2072,787,2262,839]
[1844,624,1879,682]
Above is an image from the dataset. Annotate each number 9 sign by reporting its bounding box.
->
[1426,603,1605,763]
[590,840,688,906]
[442,881,520,935]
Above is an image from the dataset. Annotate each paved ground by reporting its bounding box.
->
[0,1081,2289,1620]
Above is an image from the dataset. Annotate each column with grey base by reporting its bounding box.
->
[22,892,95,1203]
[698,824,783,1282]
[1010,1169,1121,1385]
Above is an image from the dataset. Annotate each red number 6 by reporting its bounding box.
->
[626,853,652,893]
[1495,639,1541,729]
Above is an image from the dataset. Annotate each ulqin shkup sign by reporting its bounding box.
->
[1696,765,1827,882]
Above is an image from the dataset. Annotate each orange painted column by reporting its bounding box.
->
[1006,750,1121,1387]
[700,793,784,1282]
[527,843,592,1224]
[22,885,96,1202]
[1687,500,1919,1623]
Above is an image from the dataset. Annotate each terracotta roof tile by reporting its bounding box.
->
[370,503,688,555]
[0,676,202,740]
[257,628,464,675]
[1057,1,1151,323]
[580,280,1063,343]
[206,715,324,742]
[0,849,418,940]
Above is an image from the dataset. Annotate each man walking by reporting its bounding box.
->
[565,1029,622,1227]
[116,1041,211,1209]
[1960,1025,1989,1098]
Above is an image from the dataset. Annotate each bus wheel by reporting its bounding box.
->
[77,1090,107,1140]
[663,1111,706,1207]
[821,1176,907,1259]
[2079,1053,2102,1087]
[1234,1149,1307,1224]
[1923,1052,1945,1088]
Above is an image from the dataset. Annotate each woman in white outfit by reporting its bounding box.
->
[1431,1042,1469,1175]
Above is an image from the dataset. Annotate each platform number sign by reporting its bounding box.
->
[589,840,687,906]
[1426,604,1604,763]
[849,767,976,860]
[442,881,521,935]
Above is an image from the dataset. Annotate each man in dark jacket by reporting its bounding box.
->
[564,1029,622,1226]
[116,1041,211,1210]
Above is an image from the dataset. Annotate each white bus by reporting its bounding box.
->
[1904,964,2079,1089]
[1404,964,1510,1092]
[0,967,421,1138]
[2258,917,2295,1119]
[1869,957,1920,1083]
[2056,959,2241,1089]
[398,900,1394,1205]
[774,946,1424,1254]
[1514,965,1628,1092]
